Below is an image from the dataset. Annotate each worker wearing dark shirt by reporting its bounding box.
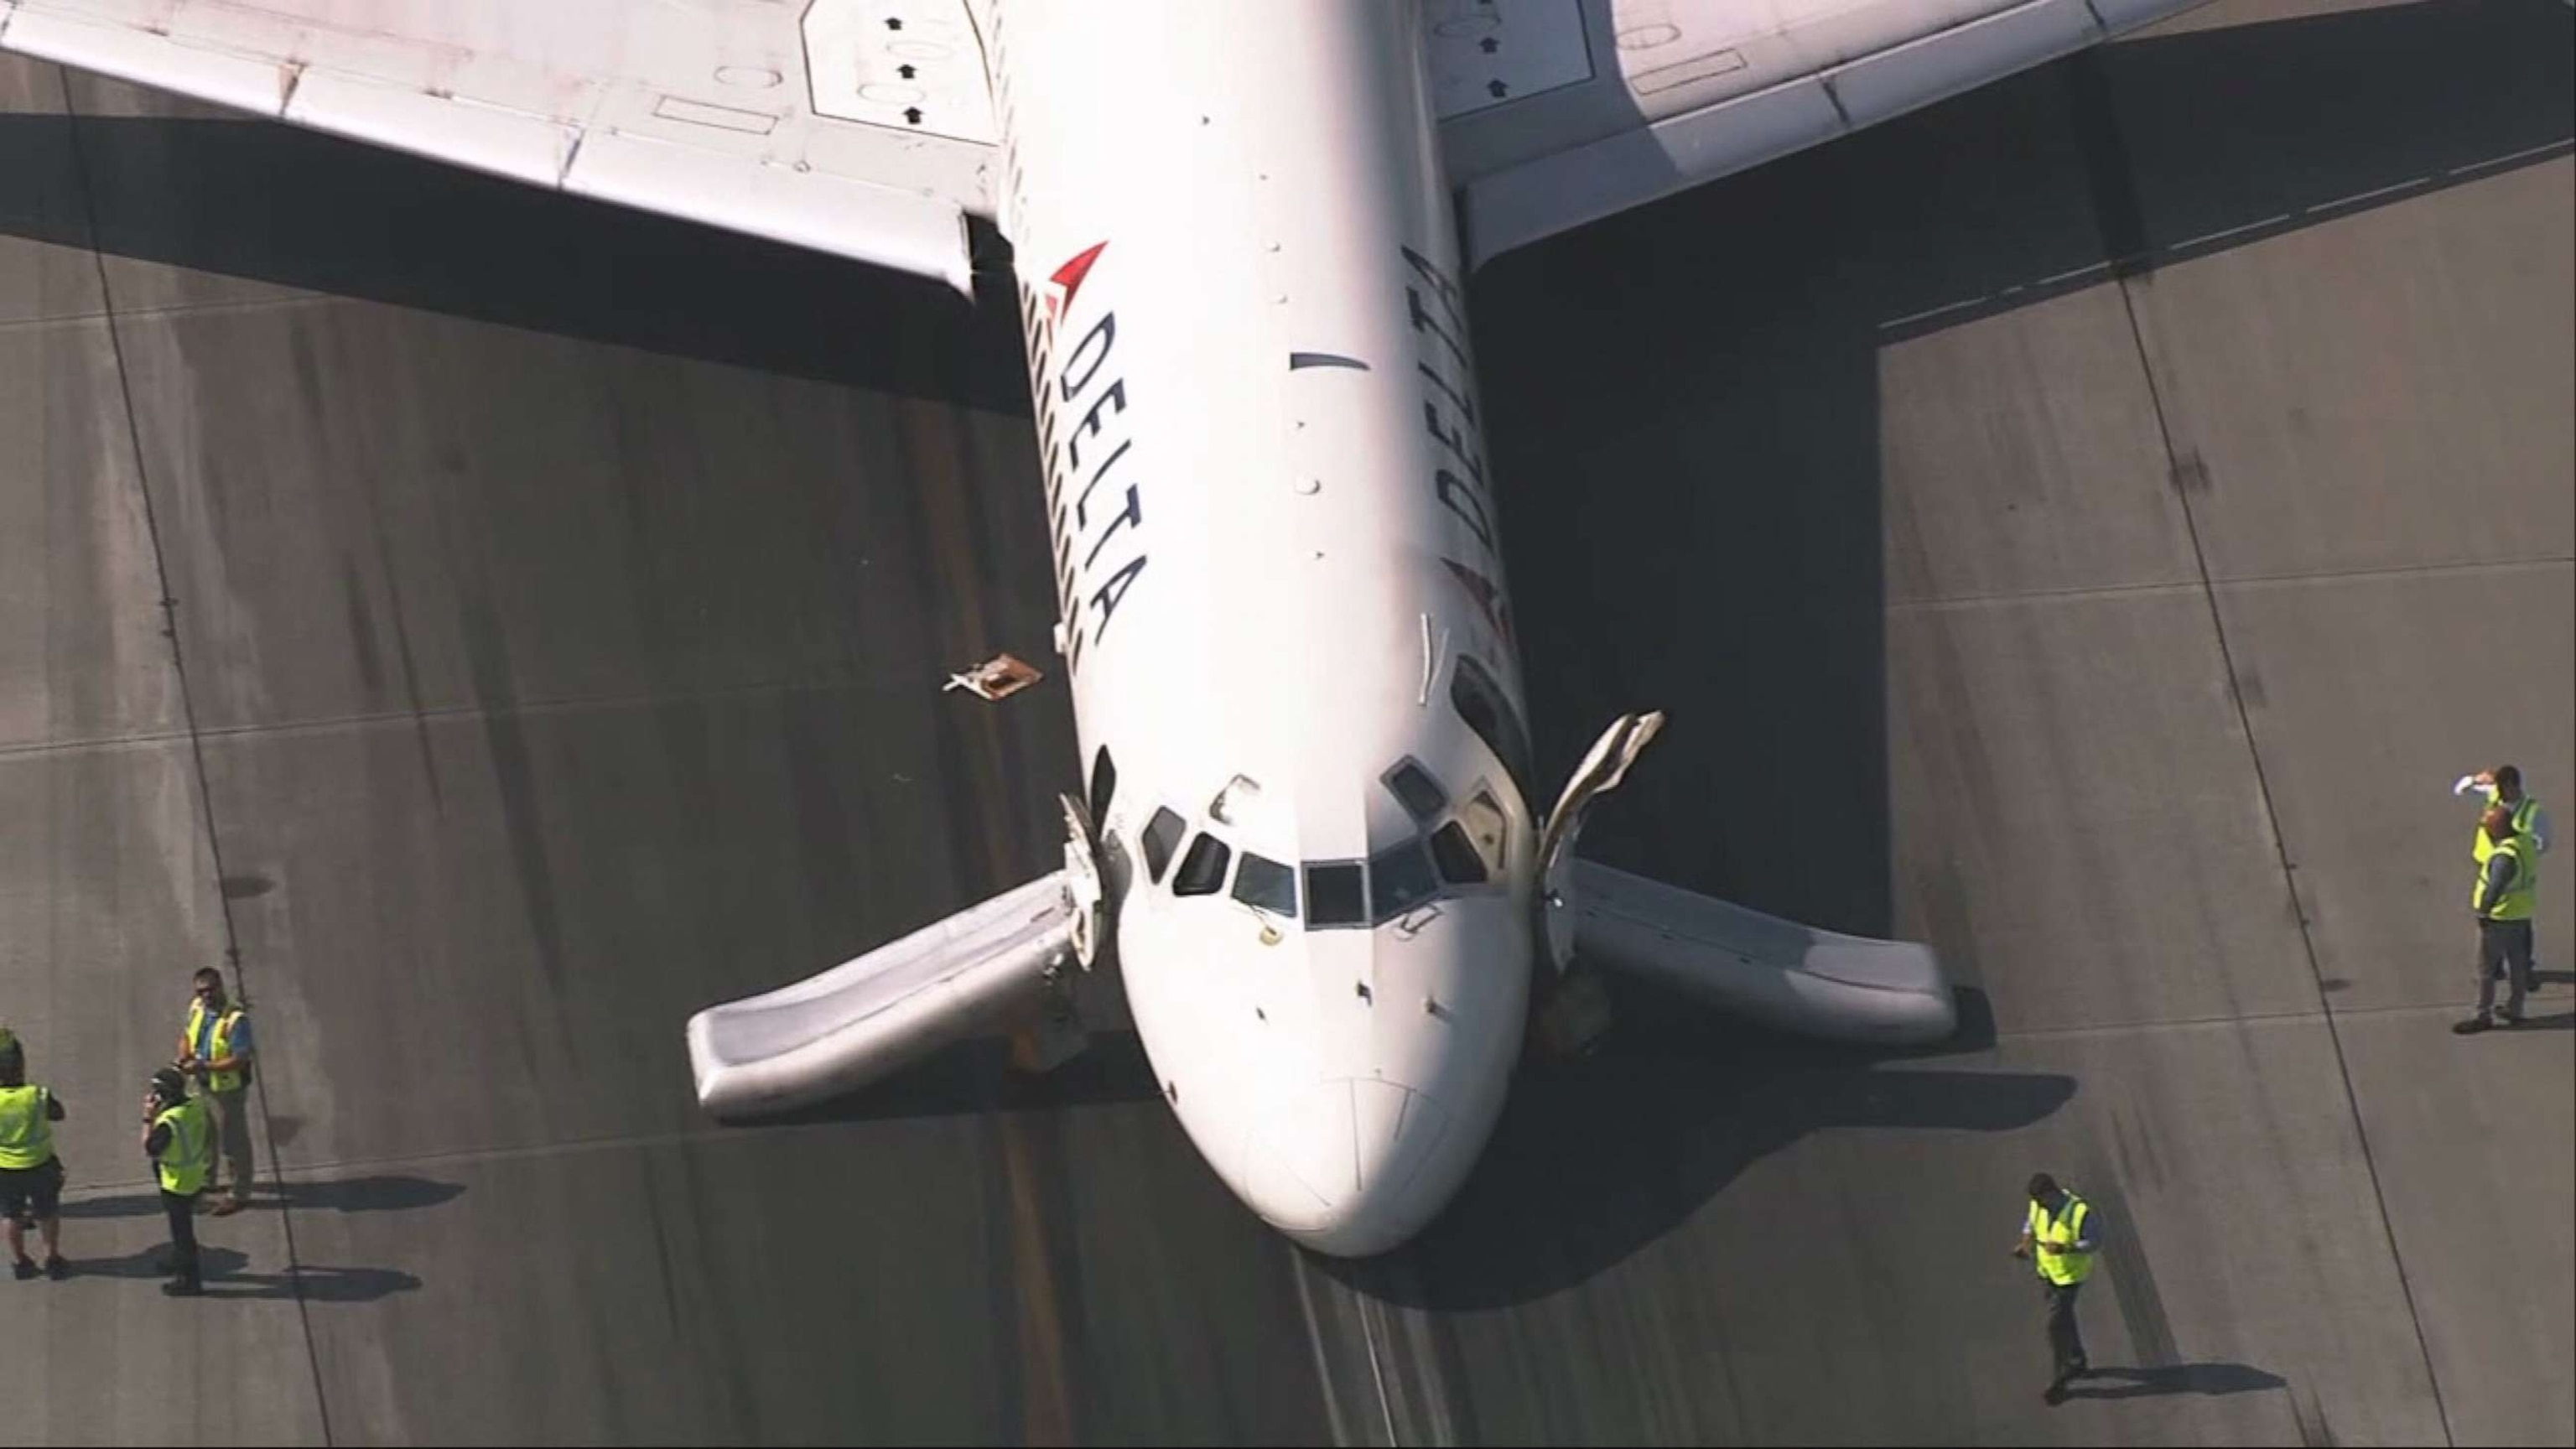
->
[142,1067,213,1296]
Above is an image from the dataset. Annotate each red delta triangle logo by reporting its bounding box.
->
[1442,558,1515,651]
[1042,241,1108,326]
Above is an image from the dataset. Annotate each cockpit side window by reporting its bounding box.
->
[1306,862,1368,927]
[1171,833,1232,897]
[1384,759,1446,822]
[1088,746,1118,827]
[1232,852,1298,917]
[1369,839,1439,922]
[1456,789,1509,875]
[1140,806,1187,884]
[1428,822,1488,885]
[1450,655,1535,808]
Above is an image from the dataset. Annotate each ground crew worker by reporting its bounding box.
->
[142,1067,212,1296]
[2458,764,2555,856]
[175,966,255,1215]
[2012,1172,2098,1405]
[2454,805,2538,1034]
[0,1036,69,1281]
[2457,766,2551,990]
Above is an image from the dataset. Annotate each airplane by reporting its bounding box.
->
[3,0,2205,1258]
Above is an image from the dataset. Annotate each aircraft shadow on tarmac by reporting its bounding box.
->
[1471,0,2573,928]
[743,983,2060,1308]
[0,0,2566,1309]
[1306,987,2081,1308]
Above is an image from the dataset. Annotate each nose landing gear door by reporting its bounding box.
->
[1534,711,1665,974]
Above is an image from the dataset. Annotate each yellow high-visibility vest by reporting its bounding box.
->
[184,1000,251,1093]
[0,1085,55,1171]
[2475,834,2538,922]
[2028,1194,2096,1286]
[2472,792,2542,866]
[153,1098,212,1197]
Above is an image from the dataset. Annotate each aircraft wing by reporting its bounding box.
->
[1431,0,2213,267]
[2,0,2218,296]
[0,0,999,295]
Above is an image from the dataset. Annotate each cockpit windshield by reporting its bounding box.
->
[1232,852,1298,917]
[1368,839,1439,922]
[1142,761,1510,933]
[1171,832,1231,896]
[1306,862,1368,926]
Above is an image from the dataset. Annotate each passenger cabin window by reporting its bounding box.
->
[1450,656,1535,807]
[1171,833,1232,896]
[1232,852,1298,917]
[1370,839,1438,921]
[1306,862,1368,927]
[1140,807,1187,883]
[1429,822,1488,885]
[1384,760,1446,822]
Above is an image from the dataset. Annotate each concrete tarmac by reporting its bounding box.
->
[0,0,2567,1443]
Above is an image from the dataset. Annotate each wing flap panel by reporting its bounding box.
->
[288,67,576,186]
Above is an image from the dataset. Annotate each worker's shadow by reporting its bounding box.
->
[58,1173,465,1218]
[2061,1362,2287,1400]
[2514,970,2576,1029]
[67,1244,421,1301]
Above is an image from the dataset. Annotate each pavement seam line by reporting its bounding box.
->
[57,68,337,1449]
[24,982,2516,1202]
[2106,247,2459,1449]
[7,550,2564,762]
[1360,1289,1400,1446]
[0,289,345,338]
[2061,44,2456,1438]
[1887,553,2576,615]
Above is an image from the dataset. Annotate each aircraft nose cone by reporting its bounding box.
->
[1245,1079,1451,1257]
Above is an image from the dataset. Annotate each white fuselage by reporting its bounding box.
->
[985,0,1538,1255]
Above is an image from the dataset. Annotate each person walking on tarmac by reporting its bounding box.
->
[0,1032,70,1281]
[2012,1172,2100,1405]
[175,966,256,1215]
[2454,804,2541,1035]
[142,1067,213,1296]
